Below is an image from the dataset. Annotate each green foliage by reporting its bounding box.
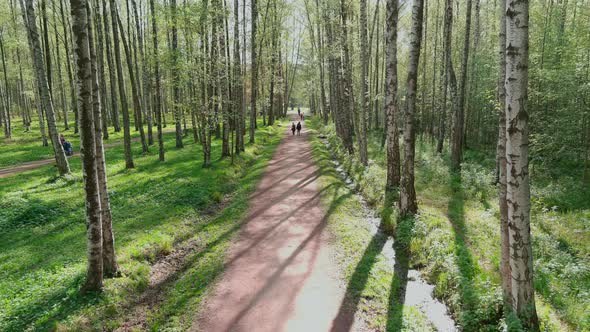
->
[306,121,440,331]
[311,119,585,331]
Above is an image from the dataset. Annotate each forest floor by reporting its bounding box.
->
[306,117,589,331]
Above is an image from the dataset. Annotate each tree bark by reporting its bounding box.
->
[451,0,472,171]
[0,32,11,139]
[101,0,120,132]
[23,0,70,175]
[384,0,400,192]
[505,0,539,329]
[150,0,164,161]
[92,0,109,140]
[358,0,369,165]
[70,0,103,292]
[87,3,118,277]
[59,0,80,133]
[110,0,134,168]
[250,0,258,143]
[41,0,53,97]
[399,0,424,217]
[233,0,243,154]
[116,11,148,154]
[170,0,183,148]
[131,0,153,146]
[496,0,512,309]
[51,0,69,131]
[339,0,355,155]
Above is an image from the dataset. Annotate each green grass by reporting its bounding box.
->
[309,117,586,331]
[0,119,285,331]
[306,124,437,331]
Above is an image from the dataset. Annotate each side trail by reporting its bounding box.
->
[0,129,174,178]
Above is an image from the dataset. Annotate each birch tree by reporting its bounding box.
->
[250,0,258,144]
[384,0,400,192]
[70,0,103,291]
[110,0,134,168]
[87,3,118,277]
[358,0,369,165]
[399,0,424,217]
[450,0,472,171]
[150,0,165,161]
[504,0,539,328]
[171,0,183,148]
[496,0,511,308]
[22,0,70,176]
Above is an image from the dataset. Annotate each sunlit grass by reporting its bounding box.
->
[0,120,284,331]
[309,117,586,331]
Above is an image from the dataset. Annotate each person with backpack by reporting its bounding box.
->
[296,122,302,136]
[63,140,74,156]
[291,122,296,136]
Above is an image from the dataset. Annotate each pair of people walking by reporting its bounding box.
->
[291,122,302,136]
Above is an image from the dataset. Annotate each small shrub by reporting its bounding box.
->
[211,191,224,204]
[359,162,386,206]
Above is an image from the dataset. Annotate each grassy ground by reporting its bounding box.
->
[0,115,175,168]
[0,120,285,331]
[309,117,589,331]
[307,125,437,331]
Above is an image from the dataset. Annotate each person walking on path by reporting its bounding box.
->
[291,122,296,136]
[296,122,302,136]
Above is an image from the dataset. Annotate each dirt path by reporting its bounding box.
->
[0,130,173,179]
[195,116,361,332]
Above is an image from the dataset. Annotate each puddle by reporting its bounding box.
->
[321,138,457,332]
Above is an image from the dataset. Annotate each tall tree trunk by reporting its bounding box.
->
[171,0,183,148]
[250,0,257,143]
[384,0,400,192]
[358,0,369,165]
[418,0,427,136]
[117,11,148,154]
[233,0,243,154]
[41,0,53,97]
[373,5,381,130]
[92,0,109,140]
[451,0,472,171]
[110,0,134,168]
[70,0,103,292]
[131,0,153,146]
[430,0,441,140]
[315,0,328,124]
[87,3,118,277]
[268,1,277,127]
[23,0,70,175]
[497,0,512,309]
[101,0,120,132]
[0,33,11,139]
[436,0,450,154]
[399,0,424,217]
[59,0,79,133]
[339,0,355,155]
[51,0,69,131]
[504,0,539,329]
[219,0,230,157]
[150,0,164,161]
